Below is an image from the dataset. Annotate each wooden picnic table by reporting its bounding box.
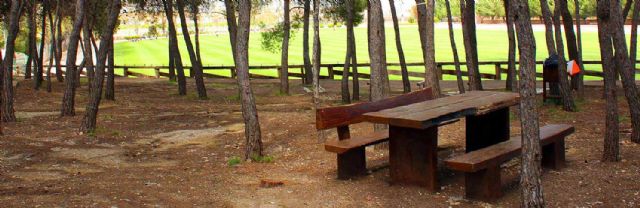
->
[360,91,520,191]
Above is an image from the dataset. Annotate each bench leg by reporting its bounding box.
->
[336,147,367,179]
[542,139,566,170]
[389,125,439,191]
[465,165,502,202]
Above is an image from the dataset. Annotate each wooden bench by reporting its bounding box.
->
[316,88,435,179]
[444,124,575,201]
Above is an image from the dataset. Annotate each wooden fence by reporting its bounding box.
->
[43,60,630,81]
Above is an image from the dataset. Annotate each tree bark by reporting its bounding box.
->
[459,0,482,90]
[624,0,634,19]
[82,10,95,92]
[61,0,86,117]
[192,4,202,63]
[235,0,263,159]
[607,0,640,144]
[280,0,291,95]
[425,0,441,96]
[368,0,389,103]
[303,0,313,84]
[26,0,37,80]
[224,0,238,66]
[389,0,410,93]
[105,39,115,100]
[558,0,583,94]
[46,3,55,92]
[597,0,621,161]
[163,0,187,95]
[313,0,322,105]
[55,0,64,82]
[341,0,354,103]
[349,11,359,101]
[540,0,557,56]
[176,0,207,99]
[416,0,439,94]
[445,0,465,93]
[510,0,545,206]
[553,0,577,112]
[504,0,517,92]
[2,0,22,122]
[574,0,586,98]
[35,1,47,90]
[80,0,121,133]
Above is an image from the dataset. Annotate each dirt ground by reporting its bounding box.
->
[1,78,639,207]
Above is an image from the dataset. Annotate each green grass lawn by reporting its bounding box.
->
[114,25,628,80]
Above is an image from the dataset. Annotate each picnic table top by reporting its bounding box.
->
[360,91,520,129]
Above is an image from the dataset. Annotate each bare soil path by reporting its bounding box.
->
[1,78,639,207]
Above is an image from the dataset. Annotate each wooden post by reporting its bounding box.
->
[154,67,160,78]
[123,67,129,77]
[494,64,502,80]
[301,67,306,84]
[328,66,334,80]
[437,64,444,80]
[230,67,236,78]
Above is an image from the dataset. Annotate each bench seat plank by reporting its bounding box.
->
[445,124,575,172]
[325,131,389,154]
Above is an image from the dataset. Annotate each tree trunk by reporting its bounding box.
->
[235,0,263,159]
[80,0,121,133]
[35,1,47,90]
[303,0,313,84]
[2,0,21,122]
[176,0,207,99]
[597,0,621,161]
[624,0,634,19]
[446,0,465,93]
[82,11,95,92]
[607,0,640,144]
[574,0,586,99]
[558,0,583,94]
[192,5,202,63]
[61,0,86,117]
[389,0,410,93]
[368,0,389,103]
[26,0,37,80]
[105,39,115,100]
[416,0,439,94]
[459,0,482,90]
[540,0,557,56]
[280,0,291,95]
[510,0,545,206]
[163,0,187,95]
[553,0,577,112]
[224,0,238,66]
[504,0,517,92]
[425,0,441,96]
[55,1,64,82]
[348,11,359,101]
[341,0,354,103]
[313,0,322,105]
[46,4,55,92]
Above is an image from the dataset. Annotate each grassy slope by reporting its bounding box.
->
[114,25,618,80]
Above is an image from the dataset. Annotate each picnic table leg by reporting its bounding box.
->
[465,107,510,152]
[389,125,439,191]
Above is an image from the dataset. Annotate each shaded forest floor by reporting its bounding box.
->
[1,78,639,207]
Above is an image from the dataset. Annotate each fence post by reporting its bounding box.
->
[494,64,502,80]
[301,67,305,84]
[230,67,236,78]
[154,67,160,78]
[437,64,443,80]
[328,66,334,80]
[123,67,129,77]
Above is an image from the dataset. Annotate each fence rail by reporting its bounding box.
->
[40,60,634,81]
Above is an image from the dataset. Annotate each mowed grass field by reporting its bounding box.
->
[114,25,626,80]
